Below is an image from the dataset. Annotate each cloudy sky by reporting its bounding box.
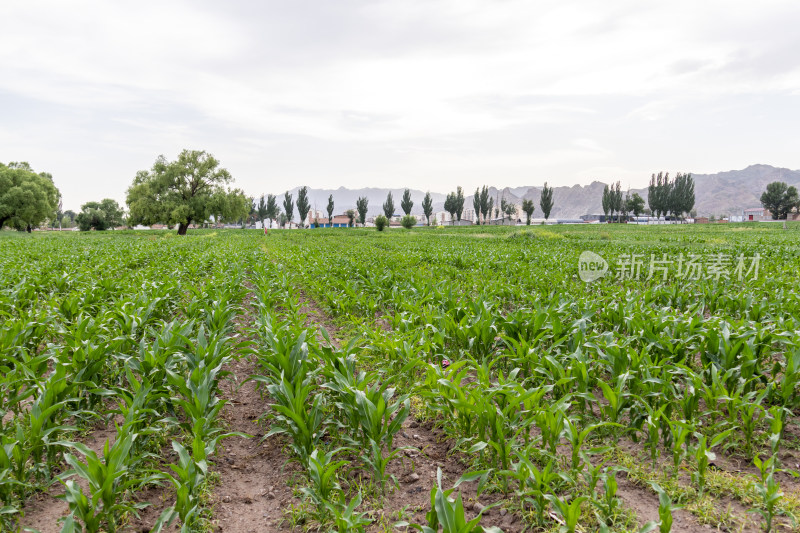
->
[2,0,799,210]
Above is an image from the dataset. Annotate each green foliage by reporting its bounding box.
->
[76,199,124,231]
[0,161,60,231]
[760,181,799,220]
[521,199,535,225]
[539,182,554,220]
[479,186,492,224]
[383,192,395,218]
[626,192,645,217]
[126,150,246,234]
[647,171,695,220]
[422,192,434,225]
[401,215,416,229]
[401,189,414,216]
[398,469,502,533]
[375,215,388,231]
[356,197,368,226]
[297,186,311,227]
[283,191,295,225]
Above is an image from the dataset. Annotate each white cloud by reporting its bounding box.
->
[1,0,799,209]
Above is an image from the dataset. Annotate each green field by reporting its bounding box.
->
[2,223,800,533]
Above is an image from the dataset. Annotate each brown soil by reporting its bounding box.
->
[202,286,301,532]
[21,417,121,533]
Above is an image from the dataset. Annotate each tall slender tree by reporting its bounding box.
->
[296,186,310,228]
[265,194,278,227]
[356,196,369,226]
[612,181,623,222]
[539,182,554,220]
[479,186,491,224]
[444,192,456,225]
[401,189,413,216]
[383,191,395,218]
[327,194,334,226]
[257,196,267,225]
[283,191,294,227]
[472,188,481,224]
[422,192,433,226]
[602,184,611,221]
[455,186,465,222]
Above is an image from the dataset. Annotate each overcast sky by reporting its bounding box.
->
[2,0,799,210]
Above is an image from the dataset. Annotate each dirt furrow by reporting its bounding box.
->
[205,291,300,533]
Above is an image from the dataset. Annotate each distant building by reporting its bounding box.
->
[743,207,769,221]
[314,214,351,228]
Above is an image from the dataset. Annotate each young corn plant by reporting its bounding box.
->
[544,492,587,533]
[501,449,561,528]
[592,468,625,528]
[750,454,794,532]
[58,428,162,533]
[397,468,502,533]
[301,447,348,522]
[325,492,372,533]
[691,429,732,497]
[562,419,617,473]
[650,483,682,533]
[264,371,327,466]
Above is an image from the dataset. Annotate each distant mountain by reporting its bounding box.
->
[267,165,800,219]
[690,165,800,216]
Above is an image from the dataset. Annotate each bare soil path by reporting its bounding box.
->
[204,288,300,533]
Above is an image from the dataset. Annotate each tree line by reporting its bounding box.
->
[601,172,694,222]
[2,149,560,234]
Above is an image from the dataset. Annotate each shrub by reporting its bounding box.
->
[401,215,416,229]
[375,215,388,231]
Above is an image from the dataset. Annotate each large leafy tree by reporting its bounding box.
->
[327,194,334,225]
[209,187,249,227]
[296,186,310,228]
[76,199,124,231]
[422,192,433,226]
[383,191,395,218]
[521,199,535,225]
[283,191,295,227]
[761,181,800,220]
[0,162,60,232]
[627,192,645,217]
[356,196,369,226]
[401,189,413,216]
[539,182,554,220]
[126,150,245,235]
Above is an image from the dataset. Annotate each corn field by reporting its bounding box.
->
[2,223,800,533]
